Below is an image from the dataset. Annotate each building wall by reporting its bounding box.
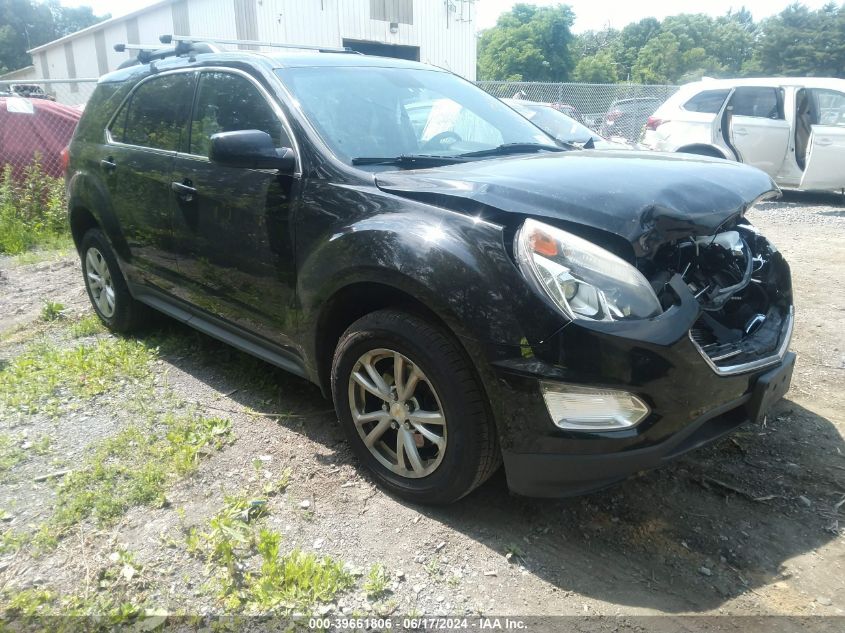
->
[27,0,477,100]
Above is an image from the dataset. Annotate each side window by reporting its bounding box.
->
[190,72,289,157]
[730,87,782,119]
[683,89,730,114]
[119,73,195,150]
[810,89,845,127]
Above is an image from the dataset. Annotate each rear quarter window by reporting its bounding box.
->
[682,89,730,113]
[111,73,195,151]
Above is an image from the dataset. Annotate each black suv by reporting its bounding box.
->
[66,45,795,503]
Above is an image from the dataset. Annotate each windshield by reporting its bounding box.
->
[276,66,551,163]
[506,101,599,144]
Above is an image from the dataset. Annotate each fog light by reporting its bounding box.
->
[541,383,650,431]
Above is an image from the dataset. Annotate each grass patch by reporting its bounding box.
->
[189,495,353,613]
[50,414,231,532]
[40,300,66,322]
[0,434,25,473]
[0,338,157,417]
[68,313,105,338]
[0,159,68,256]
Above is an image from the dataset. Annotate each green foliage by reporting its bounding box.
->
[0,434,25,473]
[190,495,353,612]
[0,0,108,74]
[0,338,156,417]
[478,4,576,81]
[486,4,845,84]
[0,160,69,255]
[364,563,390,599]
[40,300,65,322]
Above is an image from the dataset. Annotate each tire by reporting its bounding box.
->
[331,309,500,504]
[79,228,150,333]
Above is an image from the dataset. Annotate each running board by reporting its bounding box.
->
[133,286,308,380]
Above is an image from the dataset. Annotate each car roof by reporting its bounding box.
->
[681,77,845,91]
[100,49,444,84]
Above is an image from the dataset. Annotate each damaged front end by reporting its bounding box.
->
[644,220,793,375]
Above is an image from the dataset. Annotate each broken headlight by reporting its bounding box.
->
[515,218,661,322]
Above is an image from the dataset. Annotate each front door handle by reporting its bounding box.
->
[815,138,833,147]
[100,157,116,172]
[171,180,197,202]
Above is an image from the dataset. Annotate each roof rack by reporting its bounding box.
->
[160,34,361,54]
[113,41,221,68]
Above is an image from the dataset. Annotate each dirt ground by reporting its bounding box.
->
[0,192,843,627]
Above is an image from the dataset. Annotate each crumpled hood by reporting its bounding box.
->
[374,150,778,257]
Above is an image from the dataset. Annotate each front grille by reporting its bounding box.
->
[689,305,793,376]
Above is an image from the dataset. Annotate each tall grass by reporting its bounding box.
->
[0,158,68,255]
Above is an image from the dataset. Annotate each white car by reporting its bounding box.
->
[642,77,845,191]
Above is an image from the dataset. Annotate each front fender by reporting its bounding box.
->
[296,190,564,351]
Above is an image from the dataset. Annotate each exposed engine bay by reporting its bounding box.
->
[645,221,793,370]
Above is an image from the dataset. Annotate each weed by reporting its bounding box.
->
[68,313,105,338]
[31,434,51,455]
[364,563,390,599]
[0,159,68,255]
[424,558,441,578]
[40,300,66,322]
[191,495,352,613]
[0,338,157,417]
[263,467,292,497]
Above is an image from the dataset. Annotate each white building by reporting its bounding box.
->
[21,0,477,101]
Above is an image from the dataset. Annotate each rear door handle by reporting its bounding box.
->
[734,128,748,136]
[171,180,197,202]
[100,157,116,172]
[815,138,832,147]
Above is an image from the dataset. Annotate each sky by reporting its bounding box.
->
[59,0,837,33]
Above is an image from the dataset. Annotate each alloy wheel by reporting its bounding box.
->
[347,348,447,478]
[84,247,116,318]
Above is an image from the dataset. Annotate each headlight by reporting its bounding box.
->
[515,218,661,322]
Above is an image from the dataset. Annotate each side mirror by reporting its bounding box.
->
[209,130,295,173]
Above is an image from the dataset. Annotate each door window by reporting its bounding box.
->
[811,89,845,127]
[113,73,196,151]
[189,72,290,157]
[683,89,730,113]
[730,87,782,119]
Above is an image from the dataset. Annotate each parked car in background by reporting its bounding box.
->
[501,98,631,149]
[641,78,845,191]
[511,91,585,123]
[67,45,794,503]
[599,97,662,143]
[0,96,81,178]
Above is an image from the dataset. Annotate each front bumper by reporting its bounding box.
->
[472,284,795,497]
[503,352,795,497]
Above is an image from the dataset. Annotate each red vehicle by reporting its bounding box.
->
[0,96,81,178]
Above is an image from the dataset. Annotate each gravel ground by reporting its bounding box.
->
[0,192,843,628]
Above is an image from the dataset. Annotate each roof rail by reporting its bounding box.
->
[160,34,361,54]
[113,41,221,68]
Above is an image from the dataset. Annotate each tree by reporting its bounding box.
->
[478,4,576,81]
[753,3,845,77]
[573,51,619,83]
[0,0,107,75]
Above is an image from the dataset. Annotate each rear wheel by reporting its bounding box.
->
[80,229,150,333]
[331,309,499,504]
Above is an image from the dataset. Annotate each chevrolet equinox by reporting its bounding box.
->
[65,45,795,503]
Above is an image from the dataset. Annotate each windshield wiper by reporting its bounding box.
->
[457,142,567,158]
[351,154,468,167]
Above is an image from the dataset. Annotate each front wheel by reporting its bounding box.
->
[331,310,500,504]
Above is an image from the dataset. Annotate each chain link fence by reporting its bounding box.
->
[476,81,679,143]
[0,79,98,182]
